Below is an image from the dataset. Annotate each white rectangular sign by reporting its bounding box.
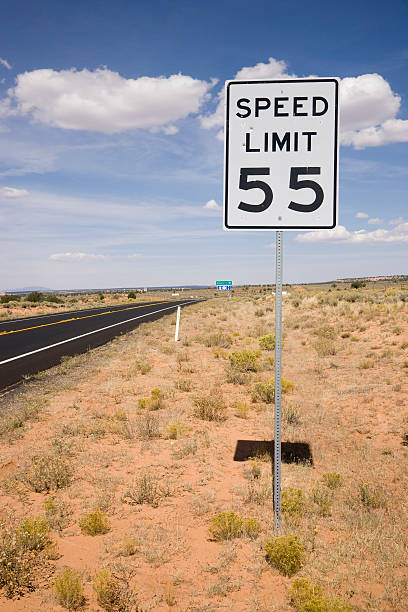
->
[224,78,339,230]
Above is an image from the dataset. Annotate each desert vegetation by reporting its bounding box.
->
[0,281,407,610]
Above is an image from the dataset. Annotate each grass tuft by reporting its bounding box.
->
[359,482,387,509]
[322,472,343,490]
[232,401,250,419]
[312,486,334,516]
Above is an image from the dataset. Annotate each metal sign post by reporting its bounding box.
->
[274,231,283,532]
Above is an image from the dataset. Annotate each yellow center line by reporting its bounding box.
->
[0,301,168,336]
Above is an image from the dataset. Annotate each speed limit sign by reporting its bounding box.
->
[224,78,339,230]
[223,77,339,533]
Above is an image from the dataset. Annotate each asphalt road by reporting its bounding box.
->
[0,299,199,390]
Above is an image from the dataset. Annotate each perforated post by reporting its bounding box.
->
[274,231,283,533]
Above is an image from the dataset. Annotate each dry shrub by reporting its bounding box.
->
[259,334,275,350]
[17,452,73,492]
[264,535,305,577]
[283,402,301,425]
[242,517,261,539]
[44,496,73,532]
[191,489,216,516]
[174,378,192,391]
[136,412,160,439]
[138,388,163,410]
[247,457,262,480]
[93,569,137,611]
[134,357,152,375]
[289,578,353,612]
[166,421,185,439]
[244,479,272,504]
[314,325,336,340]
[54,567,85,610]
[225,366,249,385]
[0,516,55,598]
[193,392,227,421]
[0,397,47,441]
[15,516,52,552]
[322,472,343,490]
[209,512,243,541]
[228,350,259,372]
[122,471,171,507]
[173,438,198,459]
[313,337,336,356]
[79,510,110,536]
[204,332,232,348]
[252,377,294,403]
[359,482,387,509]
[312,486,334,516]
[208,511,259,541]
[281,488,306,523]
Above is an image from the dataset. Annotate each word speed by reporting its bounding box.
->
[224,79,339,231]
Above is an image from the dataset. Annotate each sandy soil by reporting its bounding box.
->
[0,286,407,611]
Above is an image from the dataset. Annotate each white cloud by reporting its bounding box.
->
[340,74,400,132]
[265,243,276,249]
[341,118,408,148]
[204,199,221,210]
[234,57,295,81]
[389,217,403,225]
[356,212,368,218]
[3,68,214,133]
[0,186,29,198]
[367,217,383,225]
[127,253,144,258]
[200,57,294,131]
[296,222,408,244]
[200,58,408,149]
[49,252,107,261]
[336,74,408,148]
[0,58,11,70]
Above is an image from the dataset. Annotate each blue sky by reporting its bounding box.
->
[0,0,407,289]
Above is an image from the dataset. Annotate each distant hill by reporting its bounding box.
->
[6,286,53,293]
[337,275,408,282]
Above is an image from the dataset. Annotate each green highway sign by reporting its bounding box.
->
[216,280,232,285]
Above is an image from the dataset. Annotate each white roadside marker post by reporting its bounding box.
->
[174,306,181,342]
[274,231,283,533]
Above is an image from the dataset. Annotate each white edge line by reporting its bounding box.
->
[0,301,197,366]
